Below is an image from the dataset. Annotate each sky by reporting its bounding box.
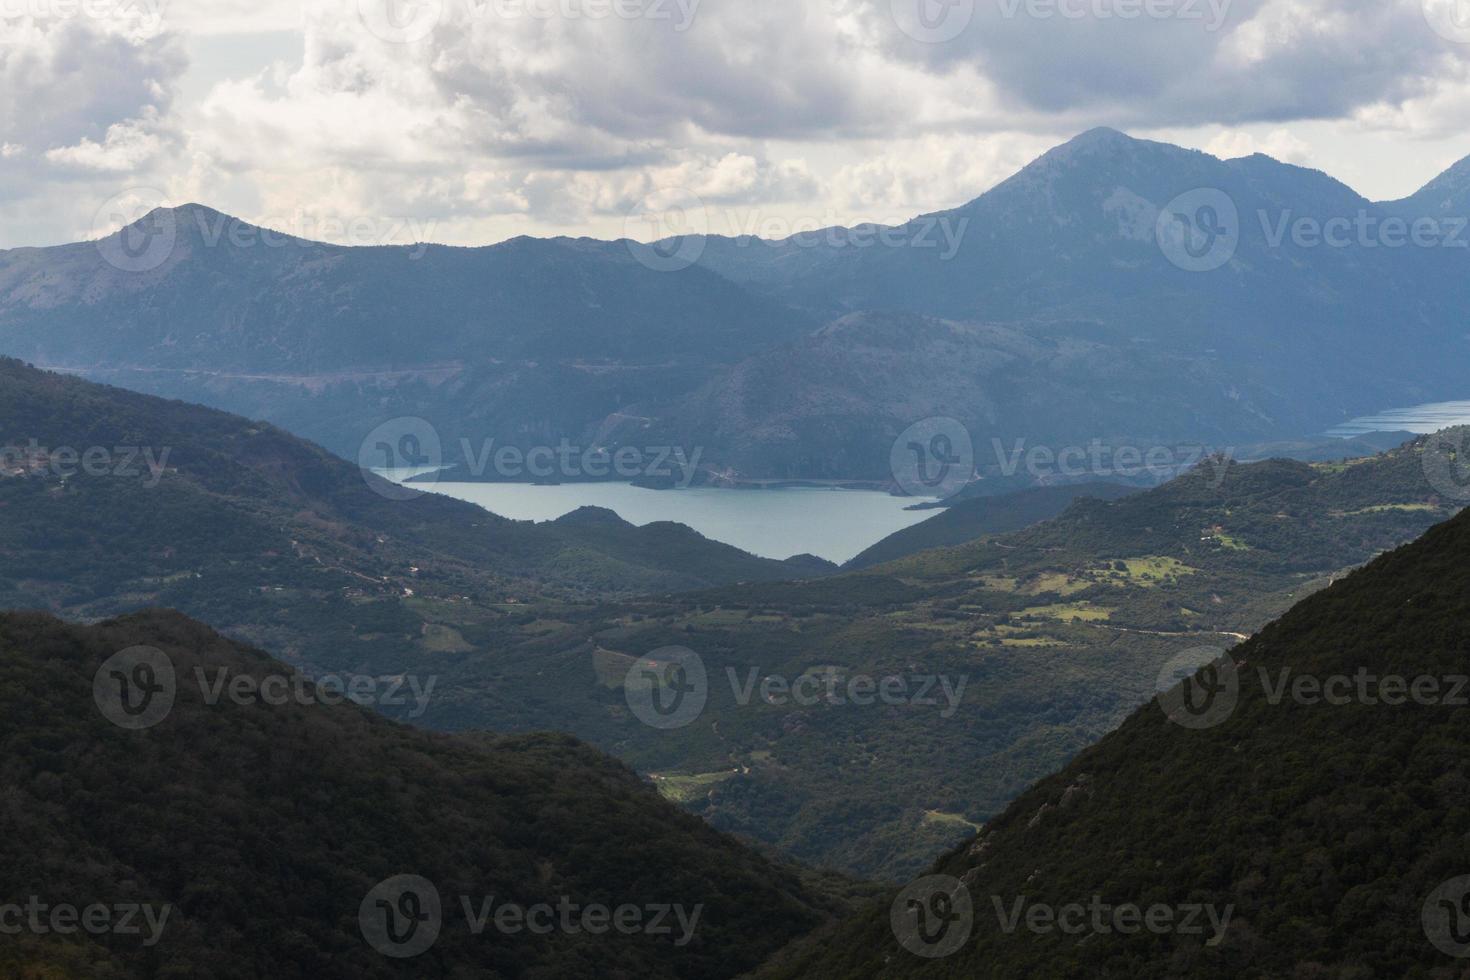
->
[5,0,1470,250]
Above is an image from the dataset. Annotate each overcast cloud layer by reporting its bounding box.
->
[4,0,1470,248]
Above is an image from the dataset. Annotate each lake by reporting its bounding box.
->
[384,475,933,564]
[1327,400,1470,438]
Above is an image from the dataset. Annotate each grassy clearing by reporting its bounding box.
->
[651,770,738,804]
[592,647,638,688]
[1022,572,1091,596]
[1018,602,1113,623]
[1336,503,1440,516]
[419,623,473,653]
[922,810,982,832]
[1091,555,1200,587]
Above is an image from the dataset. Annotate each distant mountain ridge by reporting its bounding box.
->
[639,129,1470,470]
[0,204,814,467]
[0,358,830,683]
[3,130,1469,484]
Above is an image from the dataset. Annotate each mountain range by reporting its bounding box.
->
[3,129,1468,487]
[3,355,1465,882]
[757,472,1470,978]
[9,352,1470,875]
[0,359,829,673]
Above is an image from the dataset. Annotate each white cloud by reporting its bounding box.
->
[5,0,1470,248]
[1204,127,1315,165]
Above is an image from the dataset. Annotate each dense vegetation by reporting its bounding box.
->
[0,357,827,655]
[381,437,1466,879]
[0,609,835,979]
[844,482,1138,570]
[3,357,1465,883]
[756,486,1470,978]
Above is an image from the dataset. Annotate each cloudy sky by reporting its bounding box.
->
[5,0,1470,249]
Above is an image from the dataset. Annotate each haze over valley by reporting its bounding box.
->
[7,1,1470,976]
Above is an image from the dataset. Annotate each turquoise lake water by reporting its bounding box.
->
[382,476,932,565]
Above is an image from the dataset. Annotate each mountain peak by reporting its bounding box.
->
[151,202,224,218]
[1067,125,1133,146]
[553,505,635,528]
[1389,150,1470,214]
[103,202,241,242]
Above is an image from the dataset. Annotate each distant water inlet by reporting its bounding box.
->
[379,477,933,565]
[1327,401,1470,438]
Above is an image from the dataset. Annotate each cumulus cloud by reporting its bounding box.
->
[4,0,1470,248]
[1204,127,1315,164]
[0,13,182,153]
